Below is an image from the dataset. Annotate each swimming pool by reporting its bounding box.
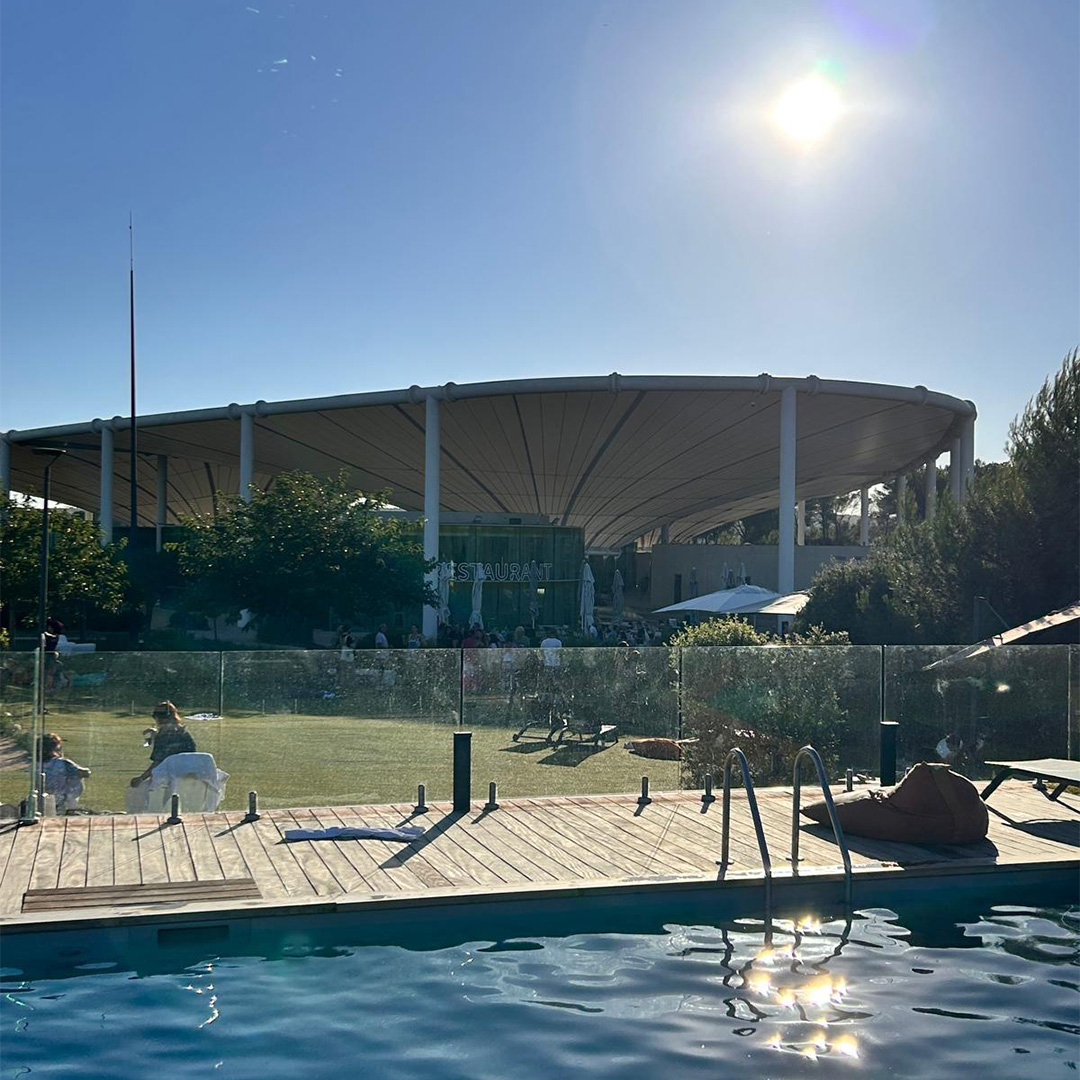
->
[2,895,1076,1079]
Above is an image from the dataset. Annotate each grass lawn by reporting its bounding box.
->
[0,705,682,813]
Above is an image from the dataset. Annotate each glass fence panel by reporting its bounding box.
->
[462,647,680,798]
[220,648,461,809]
[0,651,37,811]
[883,644,1072,778]
[680,645,883,788]
[4,650,224,815]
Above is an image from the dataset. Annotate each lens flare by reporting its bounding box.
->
[833,1033,860,1058]
[773,76,842,144]
[745,971,772,995]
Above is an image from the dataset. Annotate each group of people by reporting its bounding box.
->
[38,700,196,815]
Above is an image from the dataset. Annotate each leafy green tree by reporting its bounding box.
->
[797,351,1079,643]
[0,497,129,629]
[169,471,436,637]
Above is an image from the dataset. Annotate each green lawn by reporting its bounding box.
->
[0,705,681,812]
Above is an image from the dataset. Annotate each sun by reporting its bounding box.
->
[773,76,842,144]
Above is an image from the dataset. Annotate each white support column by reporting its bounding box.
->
[239,410,255,503]
[155,455,168,553]
[796,500,805,545]
[859,487,870,546]
[896,474,907,523]
[950,437,962,503]
[924,457,937,522]
[422,393,441,642]
[0,434,10,501]
[100,424,114,545]
[777,386,797,596]
[961,415,976,501]
[659,523,670,545]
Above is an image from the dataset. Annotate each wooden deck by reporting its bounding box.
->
[0,780,1076,931]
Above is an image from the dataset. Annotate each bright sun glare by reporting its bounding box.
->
[773,76,842,144]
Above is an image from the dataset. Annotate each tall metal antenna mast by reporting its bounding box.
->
[129,213,138,536]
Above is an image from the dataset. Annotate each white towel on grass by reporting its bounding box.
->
[284,825,424,843]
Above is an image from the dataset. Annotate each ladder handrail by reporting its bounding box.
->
[719,748,773,917]
[791,745,853,907]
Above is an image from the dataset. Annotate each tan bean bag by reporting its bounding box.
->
[801,762,988,843]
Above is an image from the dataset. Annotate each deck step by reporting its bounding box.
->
[22,877,260,913]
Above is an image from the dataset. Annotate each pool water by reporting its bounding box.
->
[2,904,1077,1079]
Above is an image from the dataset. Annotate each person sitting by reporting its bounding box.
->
[407,625,422,648]
[40,732,91,813]
[130,700,196,789]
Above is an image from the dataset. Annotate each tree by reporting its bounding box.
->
[169,471,436,638]
[1005,348,1080,616]
[0,497,129,629]
[796,351,1080,643]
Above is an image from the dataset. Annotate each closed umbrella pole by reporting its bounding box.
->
[580,561,596,633]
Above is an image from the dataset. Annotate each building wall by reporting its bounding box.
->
[647,544,867,608]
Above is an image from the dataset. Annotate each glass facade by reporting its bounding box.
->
[438,523,584,629]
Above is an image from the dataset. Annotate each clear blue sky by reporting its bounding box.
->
[2,0,1077,458]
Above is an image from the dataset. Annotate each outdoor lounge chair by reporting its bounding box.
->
[559,716,618,747]
[980,758,1080,802]
[512,694,568,743]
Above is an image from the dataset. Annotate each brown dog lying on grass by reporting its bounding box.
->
[623,738,698,761]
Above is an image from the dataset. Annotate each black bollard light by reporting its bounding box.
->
[453,731,472,813]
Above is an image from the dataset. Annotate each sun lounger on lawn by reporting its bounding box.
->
[980,758,1080,802]
[559,716,618,747]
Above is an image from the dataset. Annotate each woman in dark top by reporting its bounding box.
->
[129,700,197,788]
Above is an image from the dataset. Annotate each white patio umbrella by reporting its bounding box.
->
[580,561,596,632]
[653,583,780,615]
[470,562,485,629]
[612,569,625,619]
[437,561,453,626]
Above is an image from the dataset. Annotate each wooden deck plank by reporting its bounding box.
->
[247,813,318,898]
[158,819,197,883]
[201,814,252,881]
[181,817,226,881]
[392,804,553,886]
[554,800,703,876]
[324,806,438,892]
[0,824,21,891]
[389,803,529,888]
[571,798,734,873]
[85,816,115,888]
[361,803,475,888]
[0,823,42,915]
[515,798,655,878]
[220,813,288,899]
[279,809,361,894]
[56,819,90,890]
[463,810,562,882]
[476,801,609,880]
[28,818,66,891]
[133,819,168,885]
[112,815,142,886]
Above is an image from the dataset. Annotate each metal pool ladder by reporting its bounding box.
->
[718,748,773,918]
[791,745,853,908]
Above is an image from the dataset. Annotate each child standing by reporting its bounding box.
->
[40,733,91,814]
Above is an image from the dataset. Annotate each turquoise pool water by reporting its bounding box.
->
[2,903,1076,1079]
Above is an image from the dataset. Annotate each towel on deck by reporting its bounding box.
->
[283,825,424,843]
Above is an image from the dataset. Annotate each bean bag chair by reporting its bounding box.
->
[801,762,988,843]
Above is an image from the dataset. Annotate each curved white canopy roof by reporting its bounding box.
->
[4,374,974,550]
